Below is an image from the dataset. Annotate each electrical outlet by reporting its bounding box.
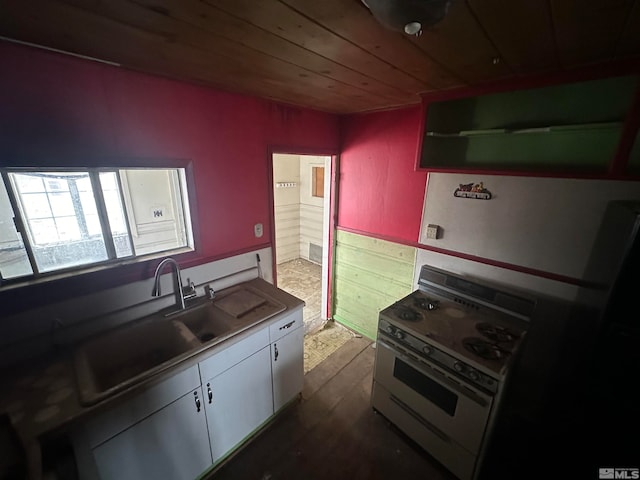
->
[254,223,263,238]
[426,224,439,239]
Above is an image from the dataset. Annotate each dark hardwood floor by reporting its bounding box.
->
[205,337,456,480]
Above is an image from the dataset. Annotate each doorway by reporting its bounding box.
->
[271,153,354,374]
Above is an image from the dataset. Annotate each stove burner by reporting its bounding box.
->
[413,296,440,311]
[476,322,519,343]
[391,303,422,322]
[463,337,511,361]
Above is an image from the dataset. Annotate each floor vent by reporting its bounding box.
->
[309,243,322,264]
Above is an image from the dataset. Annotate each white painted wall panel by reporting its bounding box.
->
[299,156,325,262]
[419,173,640,281]
[275,204,300,263]
[273,154,301,264]
[299,204,323,262]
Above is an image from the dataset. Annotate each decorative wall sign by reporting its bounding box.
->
[454,182,492,200]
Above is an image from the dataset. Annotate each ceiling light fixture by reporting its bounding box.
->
[361,0,451,37]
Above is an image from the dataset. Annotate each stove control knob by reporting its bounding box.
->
[453,362,464,372]
[394,330,405,340]
[468,370,479,381]
[422,345,432,356]
[386,325,395,334]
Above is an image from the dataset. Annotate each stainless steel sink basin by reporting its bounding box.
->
[171,301,232,344]
[74,285,287,406]
[75,318,199,405]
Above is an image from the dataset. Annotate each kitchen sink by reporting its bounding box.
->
[171,301,232,344]
[74,317,200,406]
[74,285,287,406]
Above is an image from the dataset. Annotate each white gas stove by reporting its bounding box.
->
[372,265,536,480]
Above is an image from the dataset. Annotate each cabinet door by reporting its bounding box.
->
[271,326,304,412]
[92,387,212,480]
[204,346,273,463]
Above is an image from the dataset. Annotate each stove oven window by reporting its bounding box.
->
[394,359,458,416]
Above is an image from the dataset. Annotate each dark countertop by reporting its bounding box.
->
[0,278,304,480]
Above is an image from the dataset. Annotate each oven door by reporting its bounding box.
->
[374,338,492,455]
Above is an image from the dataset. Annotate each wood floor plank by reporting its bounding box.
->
[208,338,456,480]
[302,335,372,400]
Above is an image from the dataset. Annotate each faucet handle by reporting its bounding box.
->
[182,280,197,300]
[204,284,216,300]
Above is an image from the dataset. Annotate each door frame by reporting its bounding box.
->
[267,146,339,321]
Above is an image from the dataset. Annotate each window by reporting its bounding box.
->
[0,168,193,283]
[312,166,324,198]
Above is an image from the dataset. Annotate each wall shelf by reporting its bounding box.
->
[418,75,639,172]
[426,122,622,138]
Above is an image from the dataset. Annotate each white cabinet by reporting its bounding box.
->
[269,309,304,412]
[92,387,211,480]
[73,305,305,480]
[203,347,273,463]
[74,365,211,480]
[198,325,272,464]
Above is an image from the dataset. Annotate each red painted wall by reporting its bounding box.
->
[338,106,427,242]
[0,42,339,309]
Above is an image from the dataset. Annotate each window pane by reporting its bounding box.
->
[84,213,102,237]
[13,174,43,194]
[0,179,33,280]
[55,216,81,242]
[99,172,132,258]
[120,169,189,256]
[10,172,109,273]
[22,193,52,219]
[49,192,75,217]
[30,218,58,244]
[44,177,69,193]
[79,191,97,216]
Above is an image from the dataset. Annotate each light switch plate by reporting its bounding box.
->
[254,223,263,238]
[426,224,439,239]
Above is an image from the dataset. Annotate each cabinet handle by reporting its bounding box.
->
[274,343,279,362]
[279,320,295,330]
[207,383,213,404]
[194,391,201,412]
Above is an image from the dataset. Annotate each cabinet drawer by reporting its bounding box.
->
[85,364,201,448]
[199,326,269,381]
[269,308,303,343]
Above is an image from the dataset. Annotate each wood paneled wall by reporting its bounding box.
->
[299,203,323,262]
[333,230,416,339]
[274,204,300,264]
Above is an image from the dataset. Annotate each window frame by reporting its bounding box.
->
[0,161,198,287]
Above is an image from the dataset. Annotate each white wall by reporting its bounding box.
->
[299,156,326,262]
[273,154,328,265]
[273,154,301,264]
[418,172,640,299]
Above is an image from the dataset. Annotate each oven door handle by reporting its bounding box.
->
[377,339,490,408]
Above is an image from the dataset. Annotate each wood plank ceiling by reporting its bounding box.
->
[1,0,640,113]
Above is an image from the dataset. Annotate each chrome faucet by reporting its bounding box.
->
[151,257,196,311]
